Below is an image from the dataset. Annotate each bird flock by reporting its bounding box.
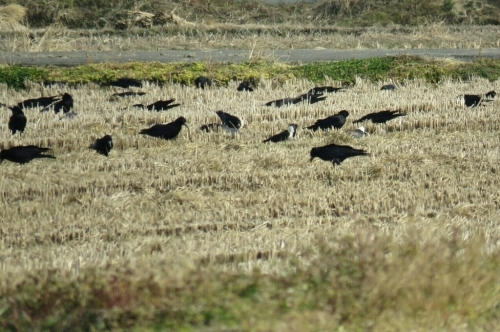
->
[0,76,497,167]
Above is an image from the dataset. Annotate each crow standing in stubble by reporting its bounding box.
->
[17,95,60,109]
[41,93,73,114]
[133,99,180,111]
[0,146,55,164]
[8,106,27,135]
[139,117,189,140]
[306,110,349,131]
[90,135,113,156]
[195,76,212,89]
[106,78,143,89]
[458,90,496,108]
[310,143,369,166]
[353,110,406,124]
[216,111,242,133]
[237,81,254,92]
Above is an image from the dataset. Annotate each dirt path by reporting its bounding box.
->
[2,48,499,66]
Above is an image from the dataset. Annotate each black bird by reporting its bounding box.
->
[306,110,349,131]
[264,98,295,108]
[293,93,327,105]
[90,135,113,157]
[265,92,326,108]
[381,83,397,91]
[17,95,60,109]
[107,78,143,89]
[216,111,242,133]
[237,81,254,92]
[8,106,27,135]
[310,143,369,166]
[200,123,222,133]
[112,91,146,98]
[195,76,212,89]
[308,86,344,95]
[353,110,406,124]
[263,124,298,143]
[0,145,55,164]
[133,99,180,111]
[42,93,73,114]
[139,117,188,140]
[458,90,496,108]
[486,90,496,99]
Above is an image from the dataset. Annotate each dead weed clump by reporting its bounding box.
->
[0,4,27,32]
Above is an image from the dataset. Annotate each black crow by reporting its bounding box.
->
[200,123,222,133]
[265,92,326,108]
[306,110,349,131]
[216,111,242,133]
[263,124,298,143]
[112,91,146,98]
[90,135,113,156]
[237,81,254,92]
[349,126,366,138]
[139,117,188,140]
[264,98,295,108]
[308,86,344,95]
[0,145,55,164]
[310,143,369,166]
[8,106,27,135]
[107,78,143,89]
[381,83,397,91]
[353,110,406,124]
[133,99,180,111]
[195,76,212,89]
[458,90,496,108]
[41,93,73,114]
[293,93,327,105]
[17,95,60,109]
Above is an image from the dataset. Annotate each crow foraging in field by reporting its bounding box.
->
[353,110,406,124]
[306,110,349,131]
[264,97,295,108]
[308,86,344,95]
[263,124,298,143]
[200,123,222,133]
[195,76,212,89]
[381,83,397,91]
[8,106,27,135]
[0,146,55,164]
[139,117,189,140]
[310,143,369,166]
[90,135,113,156]
[458,90,496,108]
[107,78,143,89]
[265,91,327,108]
[112,91,146,98]
[17,95,60,109]
[237,81,254,92]
[41,93,73,114]
[133,99,180,111]
[216,111,243,133]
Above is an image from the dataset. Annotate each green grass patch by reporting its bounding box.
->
[1,56,500,90]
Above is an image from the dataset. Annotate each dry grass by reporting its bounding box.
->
[0,76,500,329]
[0,4,27,32]
[2,24,500,52]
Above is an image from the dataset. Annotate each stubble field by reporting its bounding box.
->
[1,76,500,330]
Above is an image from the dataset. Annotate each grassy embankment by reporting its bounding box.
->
[1,55,500,90]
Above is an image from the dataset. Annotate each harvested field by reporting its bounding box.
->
[1,76,500,329]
